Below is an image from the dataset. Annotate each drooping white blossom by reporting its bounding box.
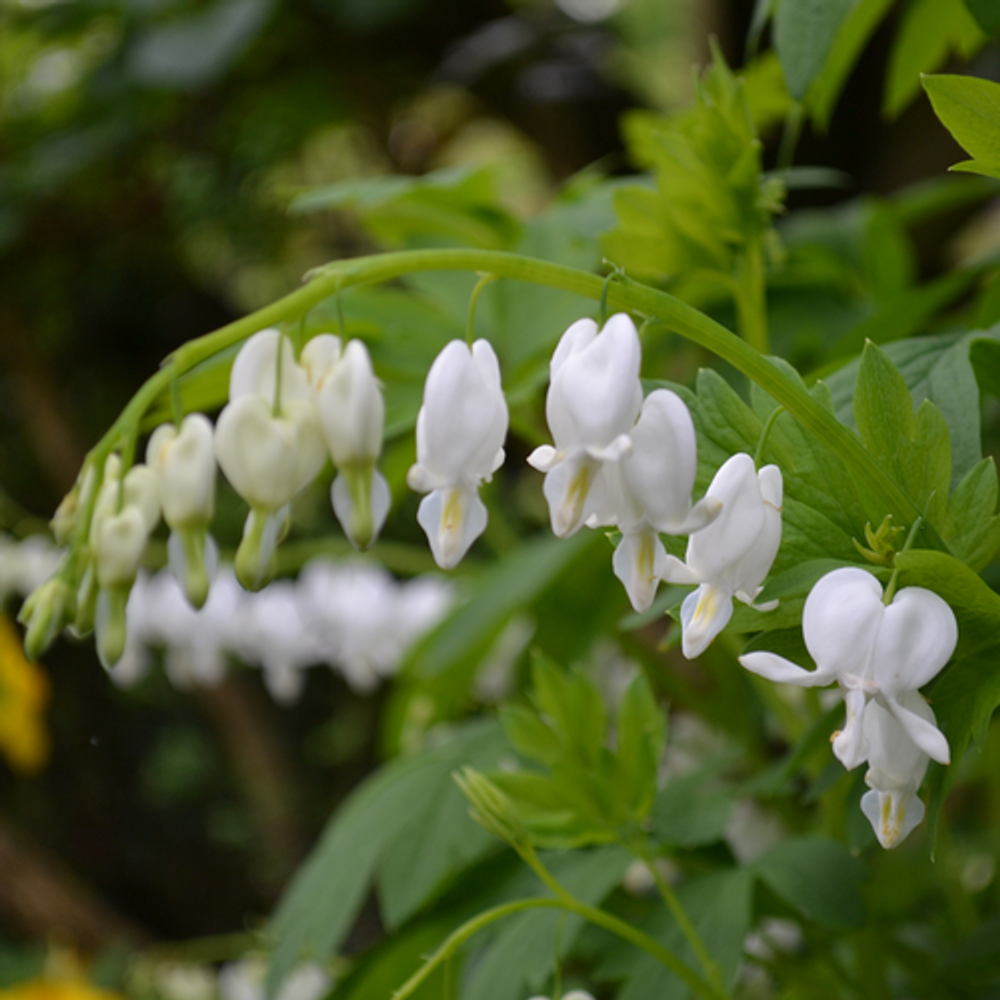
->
[673,453,782,658]
[147,413,218,607]
[608,389,721,612]
[214,330,326,589]
[408,339,508,569]
[528,314,642,538]
[87,455,161,668]
[860,693,935,848]
[302,334,390,549]
[740,566,956,770]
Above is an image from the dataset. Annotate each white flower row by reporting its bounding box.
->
[111,559,453,703]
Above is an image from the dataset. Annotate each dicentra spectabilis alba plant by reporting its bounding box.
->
[407,338,508,569]
[16,30,1000,1000]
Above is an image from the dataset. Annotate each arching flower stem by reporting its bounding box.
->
[69,249,946,591]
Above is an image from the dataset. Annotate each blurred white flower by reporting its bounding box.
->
[408,339,508,568]
[218,957,331,1000]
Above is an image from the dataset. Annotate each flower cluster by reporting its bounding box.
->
[112,559,453,703]
[529,314,783,652]
[740,567,958,847]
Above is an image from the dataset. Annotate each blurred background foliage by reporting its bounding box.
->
[4,0,1000,994]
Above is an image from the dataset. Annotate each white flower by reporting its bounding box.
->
[302,335,390,549]
[528,314,642,538]
[673,453,782,658]
[214,330,326,589]
[407,339,508,569]
[860,693,935,848]
[608,389,721,612]
[87,456,162,668]
[147,414,217,528]
[147,414,218,608]
[740,566,955,770]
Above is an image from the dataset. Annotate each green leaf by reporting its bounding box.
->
[827,328,994,487]
[753,837,866,928]
[893,549,1000,842]
[853,341,951,528]
[500,704,563,766]
[774,0,856,101]
[616,672,667,815]
[943,457,1000,570]
[596,868,754,1000]
[649,770,735,848]
[964,0,1000,35]
[464,848,632,1000]
[806,0,895,128]
[289,166,521,250]
[266,720,507,996]
[885,0,986,119]
[924,74,1000,172]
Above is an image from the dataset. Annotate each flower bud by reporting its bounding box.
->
[147,414,217,529]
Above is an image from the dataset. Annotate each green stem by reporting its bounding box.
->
[754,405,785,470]
[517,844,725,1000]
[467,273,497,345]
[392,898,557,1000]
[84,249,939,551]
[629,838,729,999]
[734,235,769,355]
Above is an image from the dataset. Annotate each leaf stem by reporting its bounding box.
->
[628,837,730,999]
[517,843,726,1000]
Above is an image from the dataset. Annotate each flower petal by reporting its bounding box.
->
[417,485,488,569]
[801,567,884,679]
[680,583,733,658]
[874,586,958,698]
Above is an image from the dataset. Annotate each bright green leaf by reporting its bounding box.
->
[924,74,1000,171]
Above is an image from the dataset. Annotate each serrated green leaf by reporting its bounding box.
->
[853,341,952,528]
[944,458,1000,570]
[774,0,856,101]
[753,837,866,928]
[266,720,506,996]
[924,74,1000,172]
[828,329,992,487]
[893,549,1000,843]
